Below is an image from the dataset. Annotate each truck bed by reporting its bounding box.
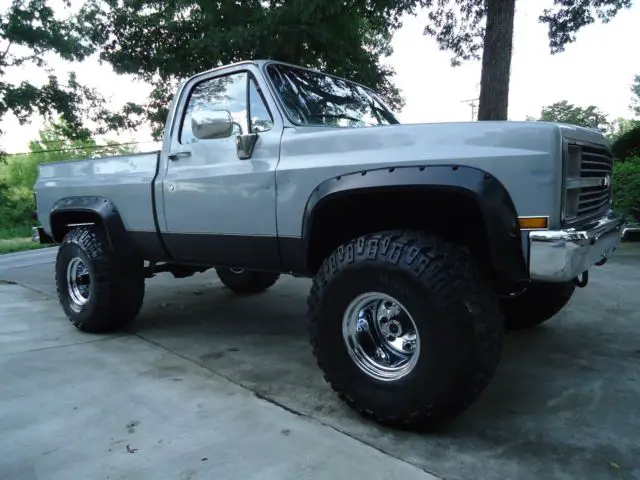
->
[34,151,160,238]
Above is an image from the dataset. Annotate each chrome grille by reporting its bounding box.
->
[577,146,613,218]
[563,142,613,225]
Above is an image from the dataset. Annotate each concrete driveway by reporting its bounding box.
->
[1,244,639,479]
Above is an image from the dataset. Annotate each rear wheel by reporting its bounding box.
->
[55,227,145,333]
[500,281,575,331]
[307,230,504,430]
[215,267,280,294]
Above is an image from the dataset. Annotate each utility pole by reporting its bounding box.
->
[461,98,479,121]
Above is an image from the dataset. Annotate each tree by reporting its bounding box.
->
[421,0,634,121]
[609,117,640,140]
[532,100,610,132]
[612,157,640,215]
[82,0,413,139]
[631,74,640,117]
[611,122,640,160]
[0,0,140,155]
[26,119,137,163]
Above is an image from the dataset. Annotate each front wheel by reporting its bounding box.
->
[307,230,504,430]
[215,267,280,294]
[55,227,145,333]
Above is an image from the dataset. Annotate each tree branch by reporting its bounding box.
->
[0,40,12,63]
[8,49,47,68]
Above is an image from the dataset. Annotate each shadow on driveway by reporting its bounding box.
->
[127,246,640,480]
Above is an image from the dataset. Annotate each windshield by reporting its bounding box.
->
[266,63,399,128]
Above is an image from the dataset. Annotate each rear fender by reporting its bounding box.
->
[50,196,138,258]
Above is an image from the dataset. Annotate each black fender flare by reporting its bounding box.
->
[301,164,528,284]
[50,196,138,258]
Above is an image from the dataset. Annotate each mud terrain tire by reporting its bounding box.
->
[307,229,504,430]
[55,227,145,333]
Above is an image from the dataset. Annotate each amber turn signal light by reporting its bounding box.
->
[518,216,548,230]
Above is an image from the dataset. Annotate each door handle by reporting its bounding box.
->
[168,151,191,161]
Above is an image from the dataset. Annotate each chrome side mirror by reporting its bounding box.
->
[191,109,233,140]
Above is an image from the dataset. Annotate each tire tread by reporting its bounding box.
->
[55,227,144,333]
[307,229,503,429]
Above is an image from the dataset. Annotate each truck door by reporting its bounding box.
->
[158,65,283,270]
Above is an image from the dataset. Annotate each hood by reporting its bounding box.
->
[282,120,593,161]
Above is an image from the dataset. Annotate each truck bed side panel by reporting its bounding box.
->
[35,151,165,259]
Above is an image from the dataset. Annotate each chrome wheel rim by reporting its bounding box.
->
[342,292,420,382]
[66,257,91,311]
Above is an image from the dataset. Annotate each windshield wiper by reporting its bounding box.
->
[310,114,375,126]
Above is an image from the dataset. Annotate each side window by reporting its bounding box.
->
[180,72,248,144]
[249,78,273,133]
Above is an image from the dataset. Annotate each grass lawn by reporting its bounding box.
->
[0,225,51,254]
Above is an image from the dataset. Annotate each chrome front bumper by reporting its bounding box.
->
[529,211,625,282]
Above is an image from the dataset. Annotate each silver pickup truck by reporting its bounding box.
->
[33,60,625,430]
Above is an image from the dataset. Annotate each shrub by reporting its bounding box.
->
[611,123,640,161]
[0,153,38,229]
[612,156,640,217]
[0,181,34,229]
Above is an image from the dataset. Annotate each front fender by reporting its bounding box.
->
[301,164,528,284]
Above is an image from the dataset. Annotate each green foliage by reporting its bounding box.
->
[0,0,139,153]
[0,119,135,230]
[611,122,640,160]
[534,100,610,132]
[609,117,640,140]
[529,103,640,146]
[0,224,31,240]
[539,0,633,54]
[631,74,640,117]
[612,156,640,215]
[82,0,412,138]
[0,173,33,227]
[0,223,46,253]
[0,235,46,253]
[420,0,487,67]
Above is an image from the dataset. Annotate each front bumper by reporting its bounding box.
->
[529,210,625,282]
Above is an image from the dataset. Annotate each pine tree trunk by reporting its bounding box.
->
[478,0,516,121]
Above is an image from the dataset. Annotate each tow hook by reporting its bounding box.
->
[574,271,589,288]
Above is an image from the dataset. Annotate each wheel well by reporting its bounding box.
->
[306,188,505,283]
[50,210,103,242]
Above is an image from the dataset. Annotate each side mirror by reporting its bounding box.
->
[191,109,234,140]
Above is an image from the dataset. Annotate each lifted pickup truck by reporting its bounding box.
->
[33,60,625,430]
